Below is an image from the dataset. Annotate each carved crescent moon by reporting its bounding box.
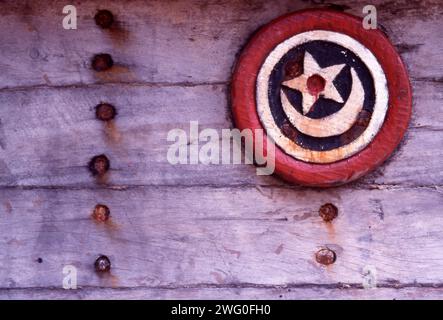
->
[280,68,364,138]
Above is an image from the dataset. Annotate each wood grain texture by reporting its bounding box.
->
[0,0,442,299]
[1,287,443,300]
[0,187,442,288]
[0,81,441,188]
[0,0,441,89]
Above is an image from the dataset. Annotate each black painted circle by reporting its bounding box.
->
[267,40,375,152]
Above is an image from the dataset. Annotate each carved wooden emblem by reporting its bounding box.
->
[231,9,412,187]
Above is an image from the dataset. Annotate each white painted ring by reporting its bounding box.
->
[256,30,389,164]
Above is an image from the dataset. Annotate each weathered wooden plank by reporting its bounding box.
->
[1,286,443,300]
[0,0,441,89]
[0,0,441,301]
[0,186,441,288]
[0,81,441,187]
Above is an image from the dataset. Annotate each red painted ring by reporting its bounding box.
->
[231,9,412,187]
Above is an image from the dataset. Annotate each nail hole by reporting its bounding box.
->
[92,204,110,222]
[319,203,338,222]
[94,9,114,29]
[91,53,114,72]
[88,154,110,176]
[315,248,336,265]
[94,255,111,272]
[95,103,117,121]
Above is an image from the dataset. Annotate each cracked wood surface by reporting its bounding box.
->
[0,0,442,299]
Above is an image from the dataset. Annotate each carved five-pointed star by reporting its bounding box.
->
[282,52,346,115]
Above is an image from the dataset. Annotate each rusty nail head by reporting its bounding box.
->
[91,53,114,72]
[95,10,114,29]
[95,255,111,272]
[88,154,110,176]
[93,204,110,222]
[96,103,117,121]
[319,203,338,222]
[315,248,336,265]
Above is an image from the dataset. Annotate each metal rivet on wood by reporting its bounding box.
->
[94,255,111,272]
[88,154,110,176]
[91,53,114,71]
[315,248,336,265]
[319,203,338,222]
[94,10,114,29]
[92,204,110,222]
[95,103,117,121]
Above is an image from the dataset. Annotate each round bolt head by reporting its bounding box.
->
[319,203,338,222]
[94,255,111,272]
[88,154,110,176]
[95,103,117,121]
[315,248,336,265]
[95,9,114,29]
[92,204,110,222]
[91,53,114,72]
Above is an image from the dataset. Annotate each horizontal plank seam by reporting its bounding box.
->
[0,78,440,93]
[411,77,443,83]
[1,282,443,292]
[409,126,443,132]
[0,184,440,192]
[0,81,229,93]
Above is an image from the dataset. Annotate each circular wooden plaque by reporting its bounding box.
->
[231,9,412,187]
